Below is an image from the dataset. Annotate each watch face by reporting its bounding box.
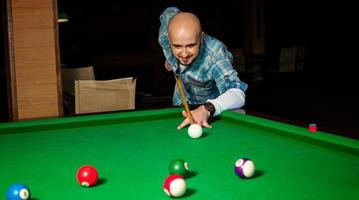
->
[205,102,215,116]
[206,103,214,111]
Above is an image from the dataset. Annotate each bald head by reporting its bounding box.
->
[167,12,204,65]
[168,12,202,39]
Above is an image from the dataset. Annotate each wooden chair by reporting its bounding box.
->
[75,77,136,114]
[279,46,306,72]
[61,66,95,96]
[61,66,95,115]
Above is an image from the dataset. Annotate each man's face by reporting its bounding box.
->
[168,30,204,66]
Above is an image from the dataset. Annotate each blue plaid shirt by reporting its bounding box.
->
[159,7,248,106]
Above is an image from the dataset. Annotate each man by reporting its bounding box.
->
[158,7,248,129]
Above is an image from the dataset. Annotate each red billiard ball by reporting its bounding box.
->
[76,165,98,187]
[163,174,186,197]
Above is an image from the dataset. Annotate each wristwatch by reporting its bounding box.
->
[204,102,216,117]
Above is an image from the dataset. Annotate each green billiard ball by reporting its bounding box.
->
[168,159,189,177]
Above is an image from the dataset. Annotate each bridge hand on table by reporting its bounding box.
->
[177,105,212,129]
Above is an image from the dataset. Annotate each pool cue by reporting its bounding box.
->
[174,74,194,124]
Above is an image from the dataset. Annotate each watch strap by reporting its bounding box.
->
[204,102,215,117]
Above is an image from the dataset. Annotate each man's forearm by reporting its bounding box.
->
[207,88,245,116]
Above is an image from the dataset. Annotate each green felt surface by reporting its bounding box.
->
[1,108,359,199]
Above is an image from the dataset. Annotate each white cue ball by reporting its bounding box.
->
[188,124,203,138]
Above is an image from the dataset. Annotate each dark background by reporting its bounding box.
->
[1,0,358,138]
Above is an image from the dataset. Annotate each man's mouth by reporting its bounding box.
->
[180,57,190,63]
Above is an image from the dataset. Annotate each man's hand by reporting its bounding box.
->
[177,105,212,129]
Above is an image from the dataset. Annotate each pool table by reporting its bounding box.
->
[1,108,358,199]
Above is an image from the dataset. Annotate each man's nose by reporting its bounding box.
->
[181,48,188,57]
